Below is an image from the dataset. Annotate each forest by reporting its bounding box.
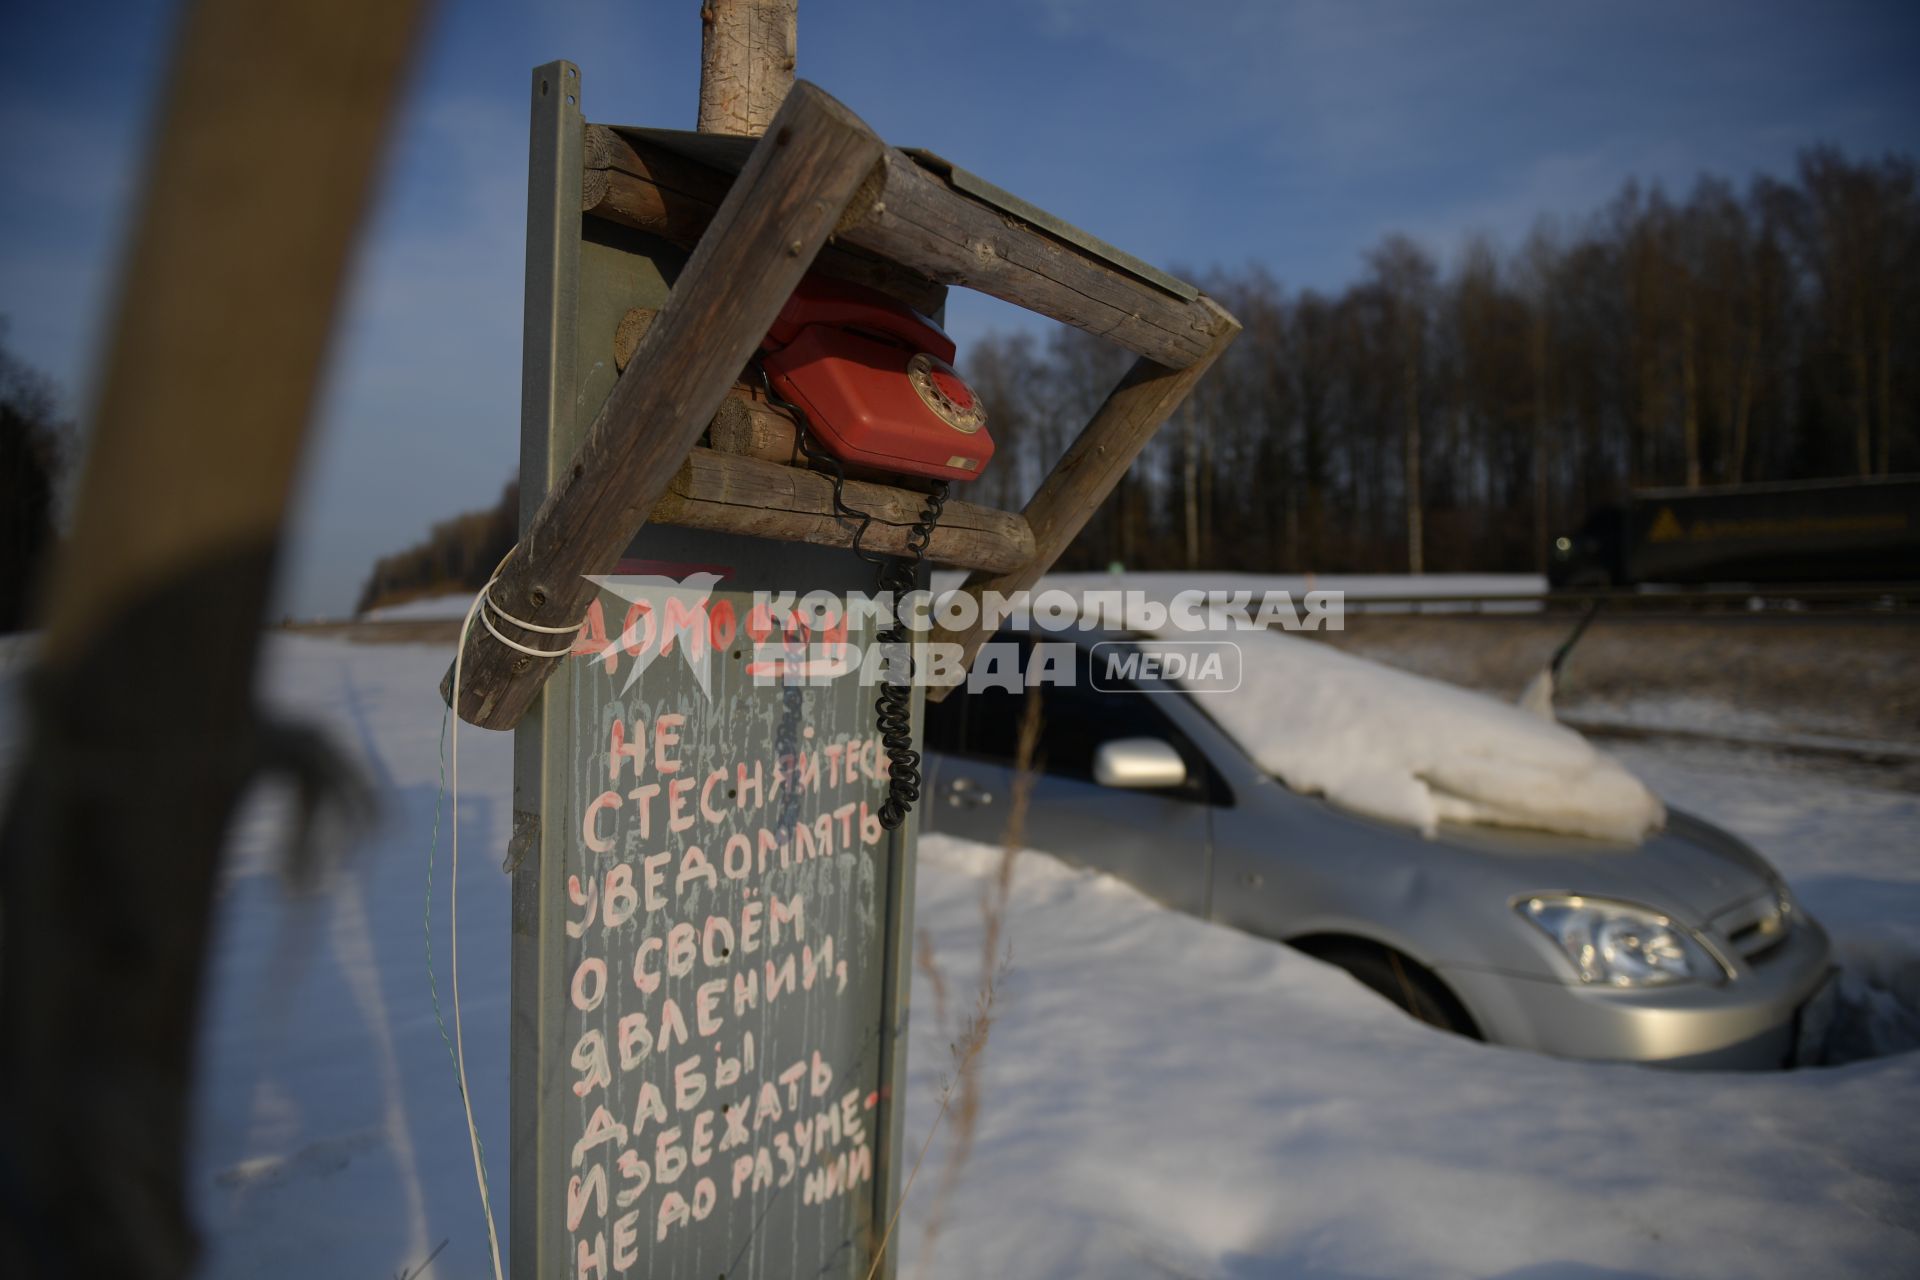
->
[0,324,68,631]
[356,147,1916,612]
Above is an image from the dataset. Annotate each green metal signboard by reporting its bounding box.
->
[507,62,914,1279]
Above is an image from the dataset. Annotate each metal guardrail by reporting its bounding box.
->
[302,582,1920,636]
[1561,716,1920,769]
[1335,582,1920,617]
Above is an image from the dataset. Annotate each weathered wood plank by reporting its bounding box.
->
[848,149,1217,369]
[445,81,886,730]
[585,125,946,317]
[583,127,1217,369]
[927,298,1241,700]
[650,447,1032,573]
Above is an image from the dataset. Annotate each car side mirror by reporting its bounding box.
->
[1093,737,1188,790]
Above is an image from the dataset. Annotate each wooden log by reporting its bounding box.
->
[583,127,1218,369]
[697,0,798,136]
[611,306,655,371]
[650,447,1032,573]
[707,385,800,464]
[927,298,1242,700]
[584,125,946,317]
[849,149,1218,369]
[445,81,886,730]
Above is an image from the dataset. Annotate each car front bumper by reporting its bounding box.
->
[1437,914,1834,1069]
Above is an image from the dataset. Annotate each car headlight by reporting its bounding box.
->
[1518,895,1728,988]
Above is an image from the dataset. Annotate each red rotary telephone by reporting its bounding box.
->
[759,276,992,482]
[755,275,992,832]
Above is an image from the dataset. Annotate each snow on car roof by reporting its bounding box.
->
[1144,626,1666,843]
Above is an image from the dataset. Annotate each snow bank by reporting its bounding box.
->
[1152,627,1666,841]
[902,835,1920,1280]
[358,591,476,621]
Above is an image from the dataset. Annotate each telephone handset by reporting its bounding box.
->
[759,276,993,482]
[752,275,994,832]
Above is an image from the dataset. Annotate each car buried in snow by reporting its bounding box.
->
[919,625,1836,1069]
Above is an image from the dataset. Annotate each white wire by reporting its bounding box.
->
[480,595,578,657]
[445,570,586,1280]
[449,579,507,1280]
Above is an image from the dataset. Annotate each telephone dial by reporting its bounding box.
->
[752,276,992,830]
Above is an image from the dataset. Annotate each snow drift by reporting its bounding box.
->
[1148,627,1666,842]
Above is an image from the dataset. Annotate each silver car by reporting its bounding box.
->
[921,628,1835,1069]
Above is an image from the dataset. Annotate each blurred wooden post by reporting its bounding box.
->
[0,1,426,1275]
[698,0,799,135]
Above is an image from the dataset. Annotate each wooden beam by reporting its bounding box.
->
[584,125,946,317]
[583,127,1219,369]
[849,149,1218,369]
[651,448,1033,573]
[446,81,885,730]
[927,298,1242,700]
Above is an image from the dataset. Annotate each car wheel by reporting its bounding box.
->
[1301,940,1481,1039]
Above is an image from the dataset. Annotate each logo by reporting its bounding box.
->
[1090,640,1242,694]
[568,580,1333,698]
[907,352,987,434]
[583,572,725,697]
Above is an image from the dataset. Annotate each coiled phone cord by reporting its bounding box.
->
[756,365,949,829]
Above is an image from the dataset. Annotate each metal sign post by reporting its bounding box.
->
[507,64,916,1278]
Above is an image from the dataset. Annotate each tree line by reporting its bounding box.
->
[962,146,1917,575]
[355,146,1916,611]
[356,477,518,615]
[0,324,69,631]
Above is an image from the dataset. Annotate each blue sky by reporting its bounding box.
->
[3,0,1917,616]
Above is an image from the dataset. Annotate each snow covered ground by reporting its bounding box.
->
[902,835,1919,1280]
[3,632,1916,1277]
[358,593,483,621]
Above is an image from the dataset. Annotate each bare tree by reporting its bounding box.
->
[1366,235,1436,573]
[353,144,1920,587]
[1517,225,1560,569]
[0,326,69,631]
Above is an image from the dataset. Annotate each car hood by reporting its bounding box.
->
[1430,805,1777,922]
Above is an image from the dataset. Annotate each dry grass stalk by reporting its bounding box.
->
[916,926,949,1033]
[866,688,1043,1280]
